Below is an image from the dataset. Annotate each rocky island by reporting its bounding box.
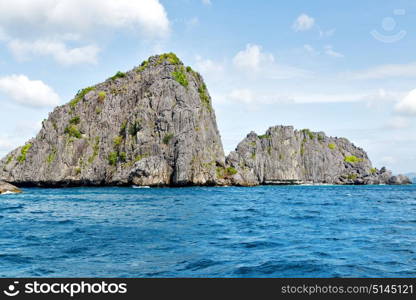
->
[0,53,411,187]
[0,181,21,194]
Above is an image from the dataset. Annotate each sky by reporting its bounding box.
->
[0,0,415,173]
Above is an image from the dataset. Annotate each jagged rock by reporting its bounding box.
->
[0,53,225,187]
[225,126,411,186]
[0,53,410,187]
[388,175,412,185]
[0,181,21,194]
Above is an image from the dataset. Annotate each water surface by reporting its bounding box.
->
[0,185,415,277]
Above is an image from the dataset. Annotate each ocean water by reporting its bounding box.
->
[0,185,415,278]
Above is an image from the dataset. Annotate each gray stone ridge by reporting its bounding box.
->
[0,53,411,187]
[224,126,411,186]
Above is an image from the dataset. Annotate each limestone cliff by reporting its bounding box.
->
[0,53,225,186]
[0,54,410,187]
[225,126,411,186]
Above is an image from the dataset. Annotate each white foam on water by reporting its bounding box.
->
[1,191,17,195]
[132,185,150,189]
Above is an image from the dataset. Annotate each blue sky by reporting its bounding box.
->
[0,0,415,173]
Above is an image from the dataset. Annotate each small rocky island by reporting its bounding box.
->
[0,53,411,187]
[0,181,21,194]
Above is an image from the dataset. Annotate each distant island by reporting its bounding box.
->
[0,53,411,187]
[404,173,416,183]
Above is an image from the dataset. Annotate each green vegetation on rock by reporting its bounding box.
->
[108,152,118,166]
[137,60,149,72]
[119,121,127,136]
[370,168,377,174]
[6,155,14,165]
[347,173,358,180]
[172,67,188,87]
[113,136,123,147]
[70,87,95,109]
[328,143,336,150]
[344,155,363,163]
[216,166,238,178]
[258,134,271,139]
[198,83,211,111]
[163,133,174,145]
[300,145,305,156]
[129,121,142,136]
[17,143,32,163]
[46,148,57,164]
[88,137,100,164]
[134,154,148,162]
[110,71,126,81]
[98,91,106,102]
[119,152,127,162]
[64,125,82,138]
[157,53,181,65]
[69,116,80,125]
[301,129,314,140]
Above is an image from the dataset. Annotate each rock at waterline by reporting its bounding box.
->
[0,181,21,194]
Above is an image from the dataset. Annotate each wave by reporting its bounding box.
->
[1,191,18,195]
[132,185,150,189]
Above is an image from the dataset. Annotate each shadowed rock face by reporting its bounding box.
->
[0,54,225,187]
[225,126,411,186]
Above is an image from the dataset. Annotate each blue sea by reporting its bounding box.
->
[0,185,415,278]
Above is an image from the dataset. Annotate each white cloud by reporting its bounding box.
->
[8,39,100,65]
[223,88,400,106]
[385,116,411,129]
[0,0,169,65]
[202,0,212,5]
[0,138,14,151]
[319,28,336,38]
[0,0,169,38]
[294,89,400,104]
[228,89,254,104]
[0,27,9,41]
[233,44,274,71]
[349,62,416,80]
[324,45,344,58]
[195,56,223,74]
[303,44,320,55]
[0,75,60,107]
[395,89,416,115]
[381,156,396,165]
[293,14,315,32]
[185,17,199,28]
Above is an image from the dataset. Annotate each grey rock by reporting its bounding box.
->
[0,53,410,187]
[0,181,21,194]
[225,126,411,186]
[388,174,412,185]
[0,53,225,187]
[404,173,416,183]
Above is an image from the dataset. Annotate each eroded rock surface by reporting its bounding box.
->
[0,54,410,187]
[225,126,410,186]
[0,54,225,187]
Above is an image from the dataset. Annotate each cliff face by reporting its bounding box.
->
[0,53,225,186]
[0,53,410,187]
[225,126,411,186]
